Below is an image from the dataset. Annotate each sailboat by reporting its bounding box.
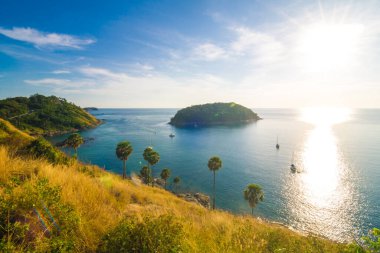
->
[290,152,297,173]
[276,135,280,149]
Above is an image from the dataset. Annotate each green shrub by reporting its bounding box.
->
[0,178,81,252]
[362,228,380,252]
[98,214,185,253]
[26,137,69,164]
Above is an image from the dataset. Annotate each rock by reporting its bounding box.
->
[153,178,165,188]
[177,192,210,209]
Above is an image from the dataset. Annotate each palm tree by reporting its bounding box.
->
[143,147,160,186]
[173,176,181,193]
[65,133,84,158]
[160,168,171,190]
[243,184,264,215]
[116,141,133,179]
[208,156,222,210]
[140,166,152,185]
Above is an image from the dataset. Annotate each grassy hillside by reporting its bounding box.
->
[0,118,69,164]
[0,119,365,252]
[0,94,100,136]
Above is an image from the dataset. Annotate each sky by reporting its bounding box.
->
[0,0,380,108]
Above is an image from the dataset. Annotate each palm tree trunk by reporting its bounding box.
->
[251,207,253,216]
[213,170,216,210]
[123,160,126,179]
[164,180,167,190]
[74,147,78,159]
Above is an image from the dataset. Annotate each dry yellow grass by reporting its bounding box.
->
[0,145,353,252]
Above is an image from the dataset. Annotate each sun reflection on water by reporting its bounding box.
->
[283,107,360,241]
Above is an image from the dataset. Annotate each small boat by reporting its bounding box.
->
[290,163,297,173]
[276,136,280,149]
[290,152,297,173]
[169,133,175,138]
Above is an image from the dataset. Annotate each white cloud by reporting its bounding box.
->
[229,26,285,65]
[193,43,228,61]
[0,27,95,49]
[52,70,71,74]
[24,78,94,88]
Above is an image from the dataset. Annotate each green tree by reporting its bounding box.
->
[173,176,181,193]
[65,133,84,158]
[116,141,133,179]
[160,168,171,190]
[140,166,152,185]
[362,228,380,252]
[208,156,222,210]
[243,184,264,215]
[143,147,160,186]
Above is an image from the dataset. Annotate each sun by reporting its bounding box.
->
[297,22,364,72]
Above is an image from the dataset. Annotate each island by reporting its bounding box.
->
[83,107,99,111]
[169,102,261,127]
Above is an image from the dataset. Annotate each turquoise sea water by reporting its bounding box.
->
[49,108,380,241]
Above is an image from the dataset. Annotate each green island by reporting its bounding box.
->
[0,97,377,252]
[169,102,261,127]
[0,94,101,136]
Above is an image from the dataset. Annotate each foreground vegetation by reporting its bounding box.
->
[0,94,100,136]
[0,117,375,252]
[1,145,363,252]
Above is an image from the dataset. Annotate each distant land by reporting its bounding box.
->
[0,94,101,136]
[84,107,99,111]
[169,102,261,127]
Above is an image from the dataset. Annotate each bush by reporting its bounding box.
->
[0,178,81,252]
[98,214,185,253]
[26,137,69,164]
[362,228,380,252]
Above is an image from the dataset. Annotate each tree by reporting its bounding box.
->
[160,168,171,190]
[65,133,84,158]
[243,184,264,215]
[362,228,380,252]
[140,166,152,185]
[173,176,181,193]
[143,147,160,186]
[116,141,133,179]
[208,156,222,210]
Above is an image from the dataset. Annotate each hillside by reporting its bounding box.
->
[0,146,359,253]
[169,102,261,127]
[0,117,70,164]
[0,94,100,136]
[0,121,363,252]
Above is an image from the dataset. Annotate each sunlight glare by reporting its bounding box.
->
[297,23,364,72]
[300,107,351,127]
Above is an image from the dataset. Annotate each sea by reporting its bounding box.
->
[49,108,380,241]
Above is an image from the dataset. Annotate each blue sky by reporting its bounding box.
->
[0,0,379,108]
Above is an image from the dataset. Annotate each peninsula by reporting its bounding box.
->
[0,94,101,136]
[169,102,261,127]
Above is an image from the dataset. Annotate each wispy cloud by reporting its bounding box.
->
[0,27,95,49]
[24,78,94,88]
[193,43,228,61]
[52,70,71,74]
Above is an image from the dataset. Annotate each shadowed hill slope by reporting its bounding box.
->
[0,94,100,136]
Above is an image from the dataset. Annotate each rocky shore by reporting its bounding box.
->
[153,178,210,208]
